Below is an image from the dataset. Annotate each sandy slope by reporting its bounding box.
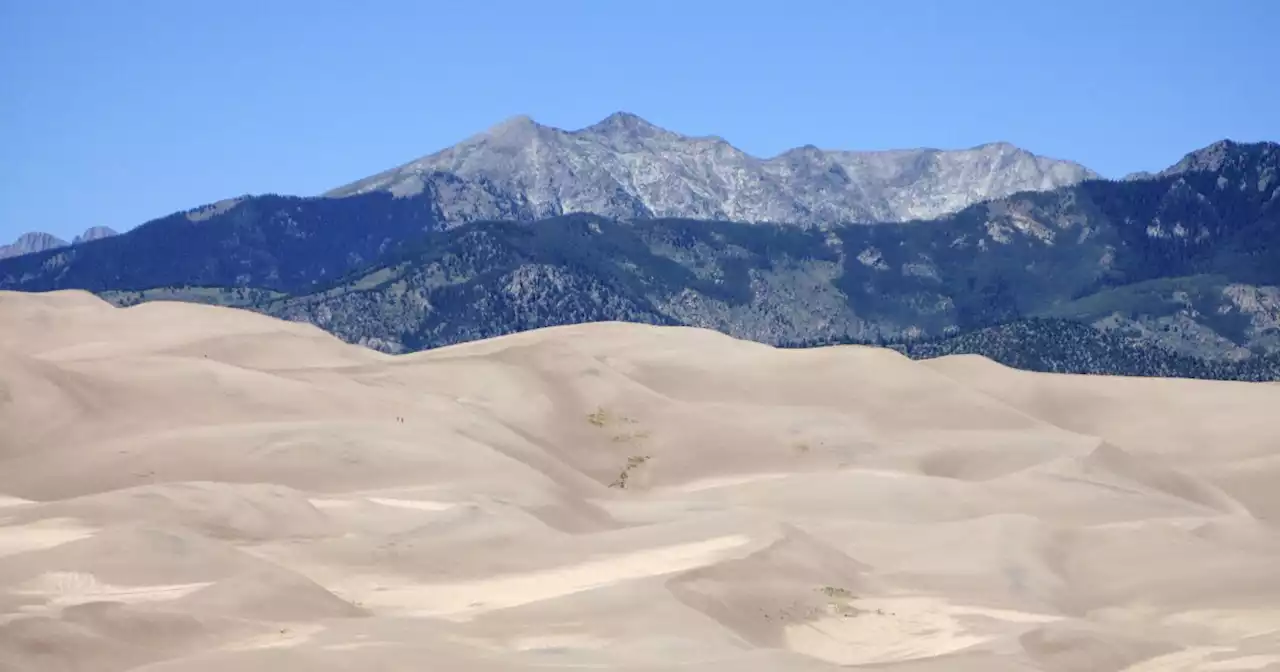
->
[2,290,1279,671]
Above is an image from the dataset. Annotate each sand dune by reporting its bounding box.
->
[2,290,1279,671]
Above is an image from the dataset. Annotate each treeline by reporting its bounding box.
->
[779,318,1280,382]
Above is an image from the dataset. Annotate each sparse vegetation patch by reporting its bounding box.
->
[587,407,610,427]
[609,455,652,489]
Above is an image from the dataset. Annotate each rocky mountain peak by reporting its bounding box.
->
[971,141,1018,153]
[0,232,67,259]
[1165,140,1242,175]
[1161,140,1279,177]
[324,114,1100,224]
[778,144,827,160]
[0,225,119,259]
[479,114,543,146]
[74,226,119,244]
[581,111,666,137]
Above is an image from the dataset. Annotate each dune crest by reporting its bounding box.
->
[2,290,1279,671]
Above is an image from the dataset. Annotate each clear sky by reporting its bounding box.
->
[2,0,1277,241]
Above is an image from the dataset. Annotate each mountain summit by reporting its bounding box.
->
[0,226,118,259]
[1158,140,1280,179]
[324,113,1098,224]
[0,232,68,259]
[74,226,120,244]
[587,110,661,130]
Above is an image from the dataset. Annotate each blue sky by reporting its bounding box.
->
[2,0,1276,241]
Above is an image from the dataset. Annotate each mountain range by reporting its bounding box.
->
[0,226,117,259]
[325,112,1097,225]
[1,113,1277,380]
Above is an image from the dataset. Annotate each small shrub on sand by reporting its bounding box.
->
[587,407,610,427]
[608,455,652,489]
[820,586,853,599]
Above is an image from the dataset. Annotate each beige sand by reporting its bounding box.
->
[2,289,1280,671]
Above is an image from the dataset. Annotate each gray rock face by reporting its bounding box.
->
[0,227,119,259]
[73,226,119,244]
[1160,140,1247,176]
[0,232,68,259]
[325,112,1098,225]
[1125,141,1280,184]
